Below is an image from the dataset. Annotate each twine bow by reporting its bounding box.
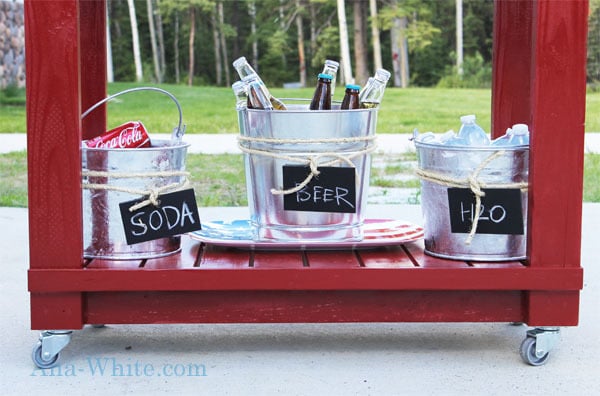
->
[237,135,377,195]
[81,170,190,211]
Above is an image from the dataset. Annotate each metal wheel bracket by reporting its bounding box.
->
[38,330,73,361]
[525,327,560,358]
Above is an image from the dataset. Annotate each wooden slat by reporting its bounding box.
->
[358,246,415,268]
[87,259,143,269]
[143,237,200,269]
[252,250,304,268]
[305,250,360,268]
[403,242,470,268]
[198,245,251,269]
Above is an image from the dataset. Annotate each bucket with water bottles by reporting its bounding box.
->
[414,116,530,261]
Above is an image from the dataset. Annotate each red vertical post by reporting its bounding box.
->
[491,0,534,138]
[530,0,586,325]
[26,0,85,329]
[492,0,586,326]
[80,0,107,139]
[527,0,587,269]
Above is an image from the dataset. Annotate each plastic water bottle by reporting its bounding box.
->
[491,123,530,146]
[439,130,457,144]
[491,127,514,146]
[444,134,469,146]
[457,115,490,146]
[416,132,438,144]
[509,123,530,145]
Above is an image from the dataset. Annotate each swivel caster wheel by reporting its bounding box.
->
[32,342,60,369]
[519,327,560,366]
[31,330,72,369]
[520,336,549,366]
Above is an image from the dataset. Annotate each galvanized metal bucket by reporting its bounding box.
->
[81,88,188,260]
[415,140,529,261]
[238,100,378,241]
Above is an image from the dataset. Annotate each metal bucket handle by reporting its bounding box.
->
[81,86,186,144]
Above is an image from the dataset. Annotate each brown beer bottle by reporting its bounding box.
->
[309,73,333,110]
[340,84,360,110]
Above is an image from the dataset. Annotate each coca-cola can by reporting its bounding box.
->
[84,121,151,149]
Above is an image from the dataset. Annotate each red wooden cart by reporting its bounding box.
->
[26,0,586,367]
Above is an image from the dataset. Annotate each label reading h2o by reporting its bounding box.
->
[119,188,202,245]
[283,165,356,213]
[447,188,524,235]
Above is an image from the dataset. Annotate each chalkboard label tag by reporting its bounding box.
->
[447,188,524,235]
[119,188,202,245]
[283,165,356,213]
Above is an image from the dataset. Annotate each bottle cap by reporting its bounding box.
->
[460,114,476,124]
[346,84,360,90]
[318,73,333,80]
[325,59,340,68]
[512,123,529,135]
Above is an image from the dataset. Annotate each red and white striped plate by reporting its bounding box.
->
[189,219,423,250]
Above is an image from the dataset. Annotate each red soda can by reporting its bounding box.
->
[84,121,151,149]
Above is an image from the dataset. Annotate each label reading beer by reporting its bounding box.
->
[282,165,357,213]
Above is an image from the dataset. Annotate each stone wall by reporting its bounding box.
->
[0,1,25,88]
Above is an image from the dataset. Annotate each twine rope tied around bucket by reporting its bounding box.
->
[81,170,191,211]
[415,150,528,245]
[237,135,377,195]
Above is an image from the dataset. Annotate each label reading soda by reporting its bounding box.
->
[84,121,151,149]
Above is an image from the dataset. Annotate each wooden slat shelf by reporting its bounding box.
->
[28,236,583,293]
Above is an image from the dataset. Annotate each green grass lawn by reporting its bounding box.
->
[2,150,600,207]
[2,83,599,207]
[3,82,600,133]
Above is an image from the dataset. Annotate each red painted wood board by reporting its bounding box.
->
[83,290,526,326]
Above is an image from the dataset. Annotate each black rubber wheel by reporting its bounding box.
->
[520,336,550,366]
[31,342,60,369]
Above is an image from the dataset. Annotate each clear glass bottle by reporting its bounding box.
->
[309,73,333,110]
[341,84,360,110]
[231,80,248,109]
[242,74,273,110]
[457,114,490,146]
[321,59,340,97]
[359,68,391,108]
[232,56,286,110]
